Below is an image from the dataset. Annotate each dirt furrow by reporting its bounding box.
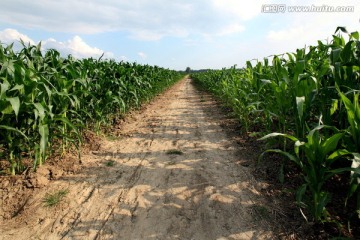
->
[0,78,274,240]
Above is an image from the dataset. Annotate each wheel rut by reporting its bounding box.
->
[0,78,274,240]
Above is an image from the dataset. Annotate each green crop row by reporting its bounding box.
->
[0,41,183,175]
[191,27,360,225]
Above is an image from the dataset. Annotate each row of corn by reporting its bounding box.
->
[0,41,183,175]
[191,27,360,225]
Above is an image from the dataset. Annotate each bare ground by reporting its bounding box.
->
[0,78,275,240]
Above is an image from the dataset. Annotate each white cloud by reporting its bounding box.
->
[42,36,114,59]
[68,36,104,58]
[1,1,359,70]
[267,26,306,42]
[212,0,273,20]
[0,0,263,41]
[130,30,164,41]
[216,23,245,36]
[138,52,147,59]
[265,0,360,56]
[0,28,34,45]
[0,28,114,59]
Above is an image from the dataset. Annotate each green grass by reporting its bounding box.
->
[105,134,120,141]
[166,149,183,155]
[43,189,69,207]
[105,160,115,167]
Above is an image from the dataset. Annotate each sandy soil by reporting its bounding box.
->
[0,78,274,240]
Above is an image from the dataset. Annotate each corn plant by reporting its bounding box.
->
[337,89,360,215]
[258,125,360,222]
[0,41,183,175]
[191,27,360,226]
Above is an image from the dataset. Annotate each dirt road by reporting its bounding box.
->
[0,78,273,239]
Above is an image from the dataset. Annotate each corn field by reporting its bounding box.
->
[191,27,360,223]
[0,41,183,175]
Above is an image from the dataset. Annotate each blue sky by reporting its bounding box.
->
[0,0,359,70]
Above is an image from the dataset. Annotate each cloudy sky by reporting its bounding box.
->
[0,0,359,70]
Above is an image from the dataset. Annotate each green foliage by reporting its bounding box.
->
[166,149,183,155]
[0,42,183,175]
[191,27,360,225]
[43,189,69,207]
[259,126,357,222]
[105,160,115,167]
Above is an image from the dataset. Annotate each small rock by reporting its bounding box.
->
[49,168,64,180]
[35,175,49,187]
[23,180,34,188]
[2,180,10,188]
[36,167,50,177]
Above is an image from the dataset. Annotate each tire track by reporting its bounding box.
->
[0,78,275,240]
